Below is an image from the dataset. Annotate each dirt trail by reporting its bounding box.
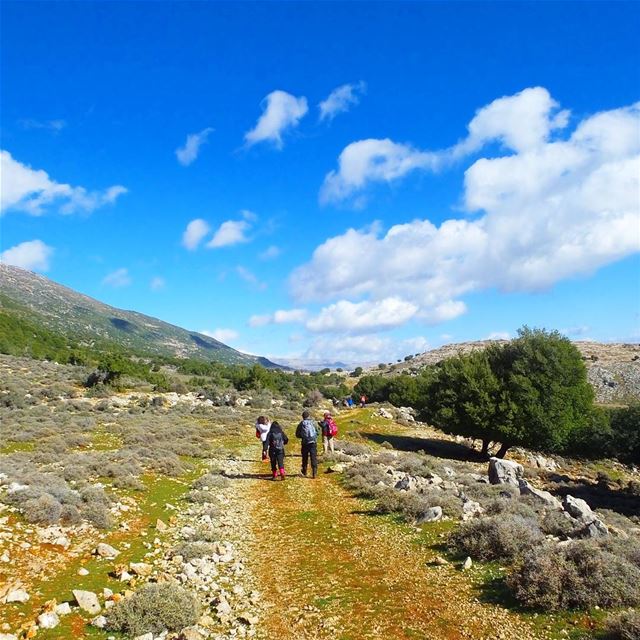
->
[240,441,544,640]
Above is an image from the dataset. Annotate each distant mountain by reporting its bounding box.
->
[269,357,353,372]
[0,264,280,367]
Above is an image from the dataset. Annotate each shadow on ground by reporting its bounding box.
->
[362,432,487,462]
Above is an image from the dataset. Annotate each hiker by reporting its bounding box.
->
[320,411,338,454]
[267,421,289,481]
[347,396,354,409]
[255,415,271,462]
[295,410,318,478]
[360,394,367,408]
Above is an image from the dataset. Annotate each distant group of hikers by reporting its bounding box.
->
[254,410,339,480]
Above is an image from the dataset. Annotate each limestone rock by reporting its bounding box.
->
[129,562,152,576]
[488,458,524,486]
[462,556,473,570]
[95,542,120,558]
[416,506,442,523]
[37,612,59,629]
[5,589,29,603]
[72,590,101,615]
[518,480,562,510]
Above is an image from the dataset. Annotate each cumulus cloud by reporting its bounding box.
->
[294,95,640,333]
[320,139,440,204]
[182,218,211,250]
[1,150,127,215]
[306,298,418,334]
[244,90,308,148]
[320,86,571,205]
[102,268,131,288]
[318,81,366,122]
[201,328,239,343]
[176,127,214,166]
[0,239,53,271]
[208,220,251,248]
[249,308,307,327]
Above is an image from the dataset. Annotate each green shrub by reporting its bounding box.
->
[106,583,199,636]
[508,540,640,610]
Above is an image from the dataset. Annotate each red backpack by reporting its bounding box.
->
[328,418,338,437]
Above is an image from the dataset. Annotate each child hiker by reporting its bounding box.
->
[255,415,271,462]
[267,421,289,481]
[320,411,338,454]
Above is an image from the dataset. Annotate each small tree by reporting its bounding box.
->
[350,366,364,378]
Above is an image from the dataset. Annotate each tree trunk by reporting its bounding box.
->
[480,439,490,457]
[495,442,510,459]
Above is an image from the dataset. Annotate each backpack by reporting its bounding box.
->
[270,430,285,451]
[300,419,317,442]
[328,419,338,437]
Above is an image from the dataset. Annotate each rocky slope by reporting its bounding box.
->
[0,264,279,367]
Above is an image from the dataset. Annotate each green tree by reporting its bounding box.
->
[486,327,594,457]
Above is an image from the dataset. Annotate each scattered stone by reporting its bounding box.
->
[462,556,473,570]
[488,458,524,486]
[326,463,346,473]
[518,480,562,510]
[55,602,72,616]
[95,542,120,558]
[133,634,153,640]
[91,615,107,629]
[179,629,206,640]
[5,589,29,603]
[156,518,168,532]
[431,556,448,566]
[37,612,60,629]
[72,589,101,615]
[77,568,89,576]
[462,500,483,520]
[0,634,18,640]
[129,562,152,576]
[416,506,443,523]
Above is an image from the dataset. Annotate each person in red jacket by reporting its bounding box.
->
[320,411,338,454]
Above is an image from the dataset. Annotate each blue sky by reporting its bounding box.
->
[1,1,639,365]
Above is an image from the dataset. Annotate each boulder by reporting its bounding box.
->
[5,589,29,603]
[129,562,152,577]
[518,480,562,510]
[55,602,71,616]
[488,457,524,486]
[562,495,594,521]
[72,590,101,615]
[462,500,483,520]
[37,612,60,629]
[416,506,443,523]
[95,543,119,558]
[394,476,417,491]
[376,408,394,420]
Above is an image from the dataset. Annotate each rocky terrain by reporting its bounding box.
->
[372,340,640,404]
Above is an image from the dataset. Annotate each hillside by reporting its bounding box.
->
[0,264,278,367]
[371,339,640,404]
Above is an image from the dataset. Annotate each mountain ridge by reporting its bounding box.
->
[0,264,280,367]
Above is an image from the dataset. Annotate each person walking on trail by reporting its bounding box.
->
[295,410,318,478]
[360,394,367,409]
[320,411,338,454]
[255,415,271,462]
[267,421,289,481]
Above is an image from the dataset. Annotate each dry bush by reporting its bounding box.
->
[605,609,640,640]
[449,514,543,562]
[508,540,640,610]
[343,462,389,498]
[192,473,229,490]
[106,583,199,636]
[22,494,62,525]
[171,541,217,561]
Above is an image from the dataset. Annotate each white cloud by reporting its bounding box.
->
[0,239,53,271]
[182,218,211,250]
[244,90,308,148]
[293,95,640,333]
[320,139,440,204]
[102,268,131,288]
[208,220,251,248]
[236,266,266,290]
[320,86,570,205]
[318,81,366,122]
[306,298,418,334]
[150,276,166,291]
[19,118,67,132]
[201,328,239,343]
[176,127,214,166]
[260,245,281,260]
[249,308,307,327]
[1,150,127,215]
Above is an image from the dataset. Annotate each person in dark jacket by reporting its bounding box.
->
[295,410,318,478]
[267,421,289,481]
